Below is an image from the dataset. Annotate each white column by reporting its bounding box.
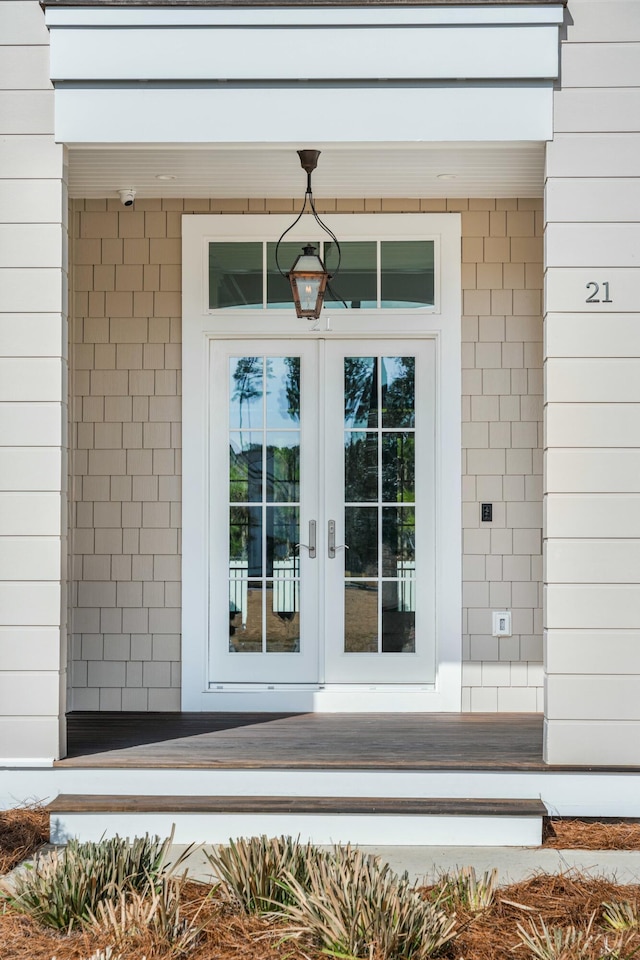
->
[544,0,640,764]
[0,1,67,761]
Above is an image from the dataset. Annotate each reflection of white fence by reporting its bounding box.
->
[397,561,415,612]
[230,560,299,621]
[229,562,248,627]
[272,558,299,614]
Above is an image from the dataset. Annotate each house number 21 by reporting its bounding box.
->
[586,281,612,303]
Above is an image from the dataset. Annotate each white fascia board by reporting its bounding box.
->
[55,82,554,144]
[45,6,565,27]
[49,25,559,82]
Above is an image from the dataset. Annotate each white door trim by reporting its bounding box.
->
[182,213,461,711]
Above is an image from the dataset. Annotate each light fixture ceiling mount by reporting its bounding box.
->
[275,150,341,320]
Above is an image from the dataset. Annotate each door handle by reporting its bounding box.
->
[328,519,349,559]
[295,520,316,559]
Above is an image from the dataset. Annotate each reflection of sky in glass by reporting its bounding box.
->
[266,358,300,429]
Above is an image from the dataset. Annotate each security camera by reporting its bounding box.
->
[118,188,136,207]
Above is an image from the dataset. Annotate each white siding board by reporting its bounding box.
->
[0,137,65,180]
[0,91,53,135]
[0,627,61,671]
[0,493,62,537]
[546,540,640,584]
[0,224,65,268]
[553,88,640,133]
[0,403,62,445]
[546,584,640,630]
[545,631,640,675]
[545,315,640,358]
[0,1,49,44]
[0,673,61,715]
[0,46,51,90]
[49,25,559,82]
[45,7,565,27]
[546,449,640,493]
[544,720,640,766]
[546,360,640,403]
[547,675,640,721]
[0,537,61,581]
[545,179,640,223]
[546,134,640,178]
[0,582,63,626]
[54,84,554,144]
[560,42,640,88]
[0,448,62,492]
[1,269,64,313]
[545,496,640,539]
[564,0,640,42]
[545,269,640,313]
[0,180,64,224]
[546,404,640,447]
[0,357,62,403]
[0,315,64,357]
[545,223,640,268]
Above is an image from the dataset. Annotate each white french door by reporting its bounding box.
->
[208,337,435,687]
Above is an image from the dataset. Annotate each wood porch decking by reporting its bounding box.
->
[57,711,555,771]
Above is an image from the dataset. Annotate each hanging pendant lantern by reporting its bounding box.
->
[275,150,341,320]
[289,244,329,318]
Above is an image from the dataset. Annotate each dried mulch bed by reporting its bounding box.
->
[544,817,640,850]
[2,810,640,960]
[0,885,320,960]
[0,806,49,875]
[437,873,640,960]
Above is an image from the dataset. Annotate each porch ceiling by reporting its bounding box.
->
[67,141,545,199]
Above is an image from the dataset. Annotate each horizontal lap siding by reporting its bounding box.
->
[544,0,640,764]
[0,0,67,760]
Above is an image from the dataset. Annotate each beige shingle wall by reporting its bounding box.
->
[69,196,543,710]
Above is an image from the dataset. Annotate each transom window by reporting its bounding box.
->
[208,240,435,311]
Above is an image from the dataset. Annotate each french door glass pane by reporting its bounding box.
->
[209,242,263,309]
[345,432,377,502]
[380,241,435,308]
[343,355,417,653]
[381,433,415,502]
[381,357,415,427]
[266,432,300,502]
[267,580,300,652]
[230,357,263,429]
[344,582,378,653]
[230,432,262,502]
[266,242,303,309]
[323,241,377,309]
[344,357,378,428]
[228,356,301,654]
[345,506,378,577]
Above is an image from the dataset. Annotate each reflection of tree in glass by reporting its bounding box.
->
[345,507,378,577]
[283,357,300,423]
[231,357,262,429]
[267,440,300,503]
[382,357,415,427]
[229,437,261,503]
[382,434,415,504]
[344,357,377,428]
[344,434,377,502]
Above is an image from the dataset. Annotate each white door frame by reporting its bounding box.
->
[182,213,461,711]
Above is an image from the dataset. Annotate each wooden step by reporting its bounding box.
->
[48,794,547,847]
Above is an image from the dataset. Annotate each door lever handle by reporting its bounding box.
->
[328,519,349,559]
[295,520,316,559]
